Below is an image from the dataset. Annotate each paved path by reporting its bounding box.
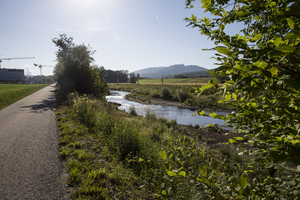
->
[0,84,67,200]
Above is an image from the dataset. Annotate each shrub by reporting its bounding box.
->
[170,119,178,129]
[150,92,160,98]
[177,89,189,102]
[72,94,99,128]
[144,107,157,121]
[160,87,171,99]
[194,124,200,129]
[129,106,137,116]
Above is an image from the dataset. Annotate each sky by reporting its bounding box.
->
[0,0,242,76]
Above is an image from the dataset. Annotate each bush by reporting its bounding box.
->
[129,106,137,116]
[145,107,157,121]
[150,92,160,98]
[177,89,189,102]
[160,87,171,100]
[194,124,200,129]
[72,93,99,128]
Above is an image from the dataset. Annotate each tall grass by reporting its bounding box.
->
[59,93,288,199]
[0,84,50,110]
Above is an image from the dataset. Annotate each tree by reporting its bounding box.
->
[136,73,140,84]
[53,34,107,98]
[105,70,128,83]
[185,0,300,198]
[129,72,137,83]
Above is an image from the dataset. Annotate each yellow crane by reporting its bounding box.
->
[0,57,35,68]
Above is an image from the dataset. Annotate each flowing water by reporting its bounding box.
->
[106,90,229,127]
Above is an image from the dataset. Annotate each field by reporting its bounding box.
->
[0,84,50,110]
[138,77,218,85]
[108,79,233,110]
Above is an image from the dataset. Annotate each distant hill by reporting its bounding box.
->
[172,71,213,78]
[134,64,207,79]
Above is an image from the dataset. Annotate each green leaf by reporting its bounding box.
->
[201,0,211,9]
[225,94,231,101]
[178,171,186,177]
[286,18,295,30]
[277,44,294,53]
[209,111,217,118]
[232,93,237,100]
[216,46,231,56]
[207,70,222,82]
[162,190,167,195]
[167,170,177,177]
[293,190,300,196]
[239,175,248,189]
[198,83,215,95]
[237,11,251,17]
[254,61,268,69]
[198,110,209,116]
[191,14,197,22]
[139,158,144,162]
[269,1,276,7]
[297,165,300,172]
[229,139,237,144]
[270,67,278,76]
[160,151,166,160]
[274,37,283,47]
[234,137,244,141]
[199,165,207,176]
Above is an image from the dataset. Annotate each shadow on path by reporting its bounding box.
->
[20,86,56,113]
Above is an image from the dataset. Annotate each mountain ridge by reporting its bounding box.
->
[133,64,207,79]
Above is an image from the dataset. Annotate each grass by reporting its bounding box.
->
[0,84,50,110]
[108,83,233,110]
[138,77,219,84]
[56,92,280,199]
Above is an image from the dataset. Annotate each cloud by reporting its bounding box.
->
[155,15,160,22]
[25,64,33,75]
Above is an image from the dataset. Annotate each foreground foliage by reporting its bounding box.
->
[185,0,300,198]
[57,92,300,199]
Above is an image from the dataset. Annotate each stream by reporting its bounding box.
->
[106,90,229,127]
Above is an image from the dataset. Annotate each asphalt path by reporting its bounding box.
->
[0,84,68,199]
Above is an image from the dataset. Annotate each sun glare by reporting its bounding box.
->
[68,0,109,11]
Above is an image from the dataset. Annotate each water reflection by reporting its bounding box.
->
[106,90,228,127]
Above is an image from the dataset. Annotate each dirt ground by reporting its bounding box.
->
[126,96,244,149]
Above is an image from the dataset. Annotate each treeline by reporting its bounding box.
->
[105,70,129,83]
[173,70,213,78]
[104,70,140,83]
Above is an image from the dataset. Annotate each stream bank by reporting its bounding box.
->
[107,91,244,149]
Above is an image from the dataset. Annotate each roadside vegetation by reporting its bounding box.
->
[57,92,269,199]
[54,0,300,198]
[0,84,50,110]
[108,82,233,110]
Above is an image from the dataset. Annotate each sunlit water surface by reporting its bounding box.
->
[106,90,229,127]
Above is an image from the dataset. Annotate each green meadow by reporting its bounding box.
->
[0,84,50,110]
[138,77,218,84]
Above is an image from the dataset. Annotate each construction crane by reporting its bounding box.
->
[0,57,35,68]
[33,63,54,76]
